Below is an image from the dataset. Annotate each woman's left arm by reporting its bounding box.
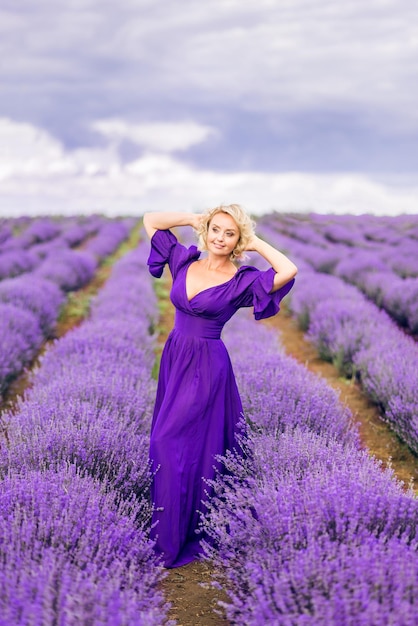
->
[247,235,298,291]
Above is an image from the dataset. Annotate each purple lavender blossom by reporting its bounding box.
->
[24,217,61,243]
[0,467,171,625]
[83,220,131,260]
[259,214,418,454]
[0,223,12,245]
[0,275,64,334]
[223,311,358,446]
[0,249,39,280]
[35,249,97,291]
[0,303,43,393]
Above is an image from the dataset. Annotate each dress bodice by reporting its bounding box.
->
[147,229,295,330]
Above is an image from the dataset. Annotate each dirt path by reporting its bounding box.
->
[263,307,418,491]
[161,561,229,626]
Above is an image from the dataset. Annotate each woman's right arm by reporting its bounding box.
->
[143,212,202,238]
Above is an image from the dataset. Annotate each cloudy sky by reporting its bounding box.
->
[1,0,418,217]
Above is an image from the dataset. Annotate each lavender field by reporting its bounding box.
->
[1,214,418,625]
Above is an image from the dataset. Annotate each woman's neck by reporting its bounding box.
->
[203,255,234,273]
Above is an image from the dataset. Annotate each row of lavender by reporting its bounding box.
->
[0,216,135,281]
[0,216,97,280]
[0,236,172,625]
[257,219,418,457]
[271,212,418,272]
[260,213,418,333]
[201,310,418,625]
[0,217,132,396]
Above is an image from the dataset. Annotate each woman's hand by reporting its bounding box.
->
[244,234,260,252]
[190,213,204,231]
[244,234,298,291]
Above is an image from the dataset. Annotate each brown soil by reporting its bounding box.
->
[161,561,229,626]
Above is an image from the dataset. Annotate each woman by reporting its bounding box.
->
[143,204,297,568]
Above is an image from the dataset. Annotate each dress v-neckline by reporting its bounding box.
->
[185,261,240,303]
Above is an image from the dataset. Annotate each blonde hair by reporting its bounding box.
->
[196,204,255,261]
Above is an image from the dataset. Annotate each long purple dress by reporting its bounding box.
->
[147,229,294,568]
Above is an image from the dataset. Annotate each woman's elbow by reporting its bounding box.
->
[284,262,298,282]
[286,267,298,286]
[143,213,156,238]
[273,265,297,291]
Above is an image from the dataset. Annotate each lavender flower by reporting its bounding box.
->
[0,275,64,334]
[35,249,97,291]
[0,466,171,625]
[0,304,43,393]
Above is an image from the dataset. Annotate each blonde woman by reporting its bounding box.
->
[143,204,297,568]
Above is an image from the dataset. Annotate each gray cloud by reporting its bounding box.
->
[1,0,418,214]
[2,1,417,122]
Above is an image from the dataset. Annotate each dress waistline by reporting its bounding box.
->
[174,310,223,339]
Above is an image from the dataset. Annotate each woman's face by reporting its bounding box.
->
[207,212,240,257]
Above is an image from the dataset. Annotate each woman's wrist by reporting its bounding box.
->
[189,213,204,230]
[246,234,263,252]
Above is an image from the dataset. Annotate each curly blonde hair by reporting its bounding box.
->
[196,204,255,260]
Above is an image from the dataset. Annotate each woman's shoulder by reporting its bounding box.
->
[148,229,200,278]
[235,264,265,280]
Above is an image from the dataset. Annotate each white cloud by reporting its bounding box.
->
[0,118,121,180]
[0,118,64,178]
[1,116,417,218]
[92,119,217,152]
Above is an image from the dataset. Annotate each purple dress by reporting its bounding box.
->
[147,229,294,568]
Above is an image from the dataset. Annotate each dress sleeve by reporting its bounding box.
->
[252,268,295,320]
[147,229,200,279]
[236,267,295,320]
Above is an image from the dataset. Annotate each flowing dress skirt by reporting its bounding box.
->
[149,327,242,568]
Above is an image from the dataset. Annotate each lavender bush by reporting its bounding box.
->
[0,222,12,245]
[0,216,125,282]
[3,321,155,499]
[24,217,61,243]
[0,249,39,280]
[83,219,131,261]
[0,218,131,393]
[0,466,170,626]
[0,275,64,334]
[0,304,44,394]
[0,217,135,396]
[35,248,98,291]
[223,313,358,446]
